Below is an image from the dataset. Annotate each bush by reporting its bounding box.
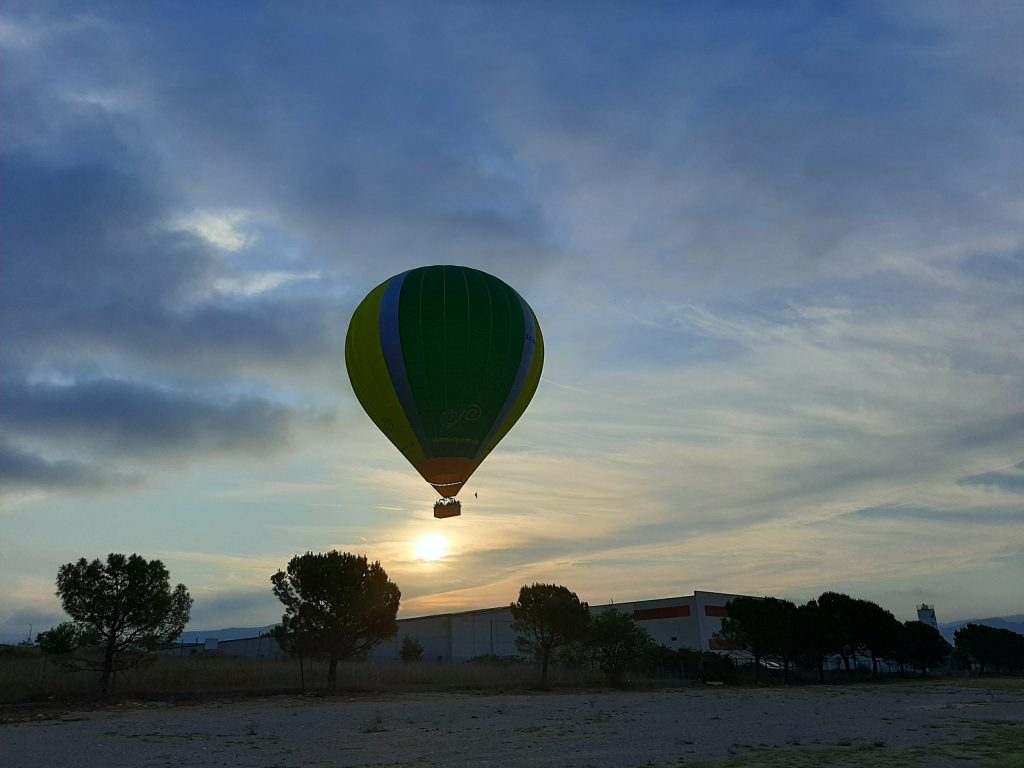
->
[399,636,424,663]
[467,654,524,666]
[677,649,735,682]
[589,608,654,687]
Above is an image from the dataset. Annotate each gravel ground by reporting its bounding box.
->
[2,681,1022,767]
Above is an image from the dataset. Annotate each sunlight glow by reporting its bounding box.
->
[414,533,450,562]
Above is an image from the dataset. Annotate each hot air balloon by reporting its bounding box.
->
[345,265,543,518]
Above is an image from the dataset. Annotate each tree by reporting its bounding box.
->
[36,622,88,656]
[767,598,800,682]
[816,591,864,675]
[272,621,318,659]
[955,623,994,674]
[588,607,654,687]
[853,598,903,675]
[55,553,192,694]
[900,620,951,676]
[400,635,424,663]
[510,583,590,687]
[716,597,765,679]
[716,596,795,682]
[271,551,400,691]
[795,599,843,683]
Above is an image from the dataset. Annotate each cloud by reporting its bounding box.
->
[210,271,322,299]
[186,588,282,631]
[0,378,295,488]
[958,462,1024,494]
[0,152,342,377]
[449,2,1024,310]
[840,503,1023,525]
[169,208,256,252]
[0,442,138,492]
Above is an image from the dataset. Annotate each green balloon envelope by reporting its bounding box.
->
[345,265,544,504]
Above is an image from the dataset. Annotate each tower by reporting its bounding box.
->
[917,604,938,629]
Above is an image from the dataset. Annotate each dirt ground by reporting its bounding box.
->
[2,680,1022,767]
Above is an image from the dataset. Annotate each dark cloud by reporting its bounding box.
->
[0,443,136,491]
[1,154,189,354]
[946,414,1024,454]
[958,462,1024,494]
[4,3,561,290]
[0,377,293,460]
[840,504,1022,526]
[0,152,341,373]
[0,11,351,499]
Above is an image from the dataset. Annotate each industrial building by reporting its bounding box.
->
[371,590,741,664]
[170,590,743,662]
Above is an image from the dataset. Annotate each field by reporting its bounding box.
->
[2,671,1022,767]
[0,651,603,702]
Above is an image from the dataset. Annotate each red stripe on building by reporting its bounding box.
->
[633,606,691,621]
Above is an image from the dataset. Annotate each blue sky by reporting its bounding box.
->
[2,1,1022,642]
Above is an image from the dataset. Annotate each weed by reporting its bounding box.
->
[361,709,388,734]
[513,725,545,734]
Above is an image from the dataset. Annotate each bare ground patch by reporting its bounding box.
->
[2,681,1022,767]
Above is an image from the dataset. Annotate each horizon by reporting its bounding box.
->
[2,2,1022,644]
[5,582,1021,646]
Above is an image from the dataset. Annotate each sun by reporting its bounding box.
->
[414,533,450,562]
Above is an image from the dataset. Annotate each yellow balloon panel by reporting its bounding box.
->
[344,282,426,467]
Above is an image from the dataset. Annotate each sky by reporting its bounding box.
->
[2,1,1022,644]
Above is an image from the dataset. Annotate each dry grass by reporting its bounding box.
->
[0,651,606,703]
[676,720,1024,767]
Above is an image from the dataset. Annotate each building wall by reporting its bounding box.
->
[370,590,744,664]
[452,608,517,660]
[216,635,290,660]
[375,614,454,663]
[593,591,743,653]
[593,596,701,651]
[173,590,746,663]
[160,634,289,660]
[693,590,744,651]
[371,609,519,663]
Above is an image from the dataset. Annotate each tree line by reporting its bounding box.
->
[32,550,1024,695]
[952,623,1024,675]
[715,593,954,682]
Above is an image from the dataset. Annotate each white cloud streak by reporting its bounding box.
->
[170,209,257,252]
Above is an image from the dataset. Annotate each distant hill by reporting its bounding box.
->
[938,615,1024,644]
[175,625,276,644]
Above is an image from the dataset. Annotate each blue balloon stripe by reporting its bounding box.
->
[379,271,432,458]
[475,295,538,461]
